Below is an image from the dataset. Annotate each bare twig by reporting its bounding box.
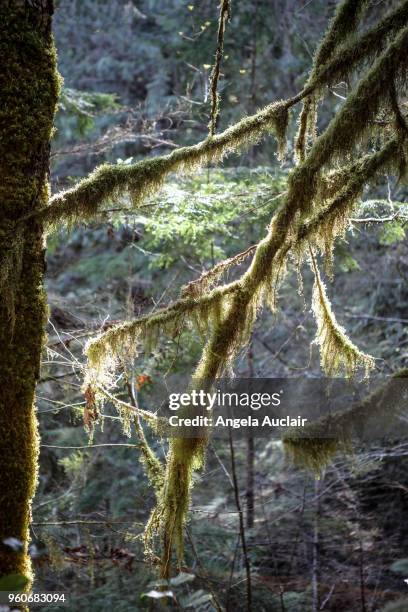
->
[185,527,224,612]
[228,429,252,612]
[209,0,231,136]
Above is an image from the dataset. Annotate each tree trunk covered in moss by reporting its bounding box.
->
[0,0,59,581]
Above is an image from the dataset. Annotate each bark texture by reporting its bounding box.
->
[0,0,59,581]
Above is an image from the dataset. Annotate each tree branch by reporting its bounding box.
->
[17,1,407,231]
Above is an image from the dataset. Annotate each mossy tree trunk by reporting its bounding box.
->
[0,0,59,580]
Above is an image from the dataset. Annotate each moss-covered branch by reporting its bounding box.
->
[298,138,404,264]
[42,98,292,228]
[181,243,258,299]
[83,34,408,388]
[78,0,408,578]
[110,370,165,493]
[84,127,405,575]
[152,28,408,572]
[315,0,408,87]
[17,1,405,233]
[84,281,240,392]
[98,385,161,429]
[296,0,369,161]
[296,0,408,160]
[284,368,408,473]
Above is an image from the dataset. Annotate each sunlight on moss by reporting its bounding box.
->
[309,250,375,377]
[74,0,408,577]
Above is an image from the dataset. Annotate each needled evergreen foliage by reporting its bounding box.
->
[52,0,408,577]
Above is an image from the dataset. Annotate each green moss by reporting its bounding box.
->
[311,1,408,91]
[80,1,408,577]
[284,368,408,473]
[0,2,60,584]
[295,0,368,162]
[295,0,408,161]
[42,99,291,229]
[309,249,374,377]
[17,1,399,236]
[8,0,398,239]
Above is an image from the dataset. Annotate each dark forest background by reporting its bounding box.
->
[30,1,408,610]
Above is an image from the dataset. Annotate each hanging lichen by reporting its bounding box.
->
[294,0,408,162]
[309,249,375,377]
[7,0,401,245]
[284,368,408,473]
[295,0,369,162]
[71,0,408,578]
[40,99,291,230]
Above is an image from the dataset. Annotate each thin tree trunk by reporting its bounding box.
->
[312,477,321,612]
[248,0,259,166]
[229,430,252,612]
[359,536,367,612]
[0,0,59,582]
[246,435,255,529]
[246,342,255,529]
